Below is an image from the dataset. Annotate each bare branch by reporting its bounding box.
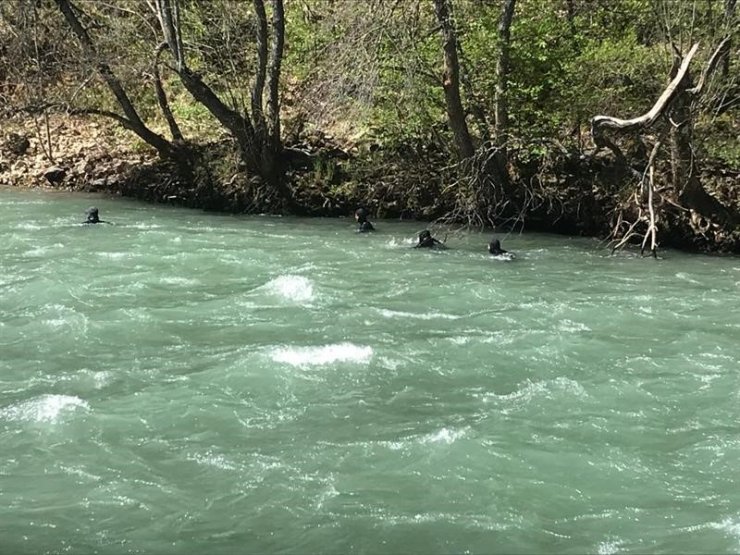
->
[591,43,699,133]
[54,0,175,158]
[688,36,731,96]
[67,107,134,128]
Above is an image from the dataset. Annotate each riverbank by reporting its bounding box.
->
[2,114,738,253]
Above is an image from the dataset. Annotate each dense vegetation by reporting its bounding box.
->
[1,0,738,253]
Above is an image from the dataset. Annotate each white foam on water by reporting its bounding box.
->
[485,377,587,405]
[25,243,64,257]
[557,319,591,332]
[477,331,518,345]
[447,336,472,345]
[490,253,516,262]
[380,510,514,531]
[377,356,404,371]
[420,427,468,445]
[263,274,315,303]
[188,451,237,471]
[96,252,131,261]
[159,276,200,286]
[377,439,407,451]
[40,304,88,334]
[315,481,340,510]
[91,371,114,389]
[58,464,102,482]
[675,272,701,285]
[597,540,624,555]
[1,394,90,424]
[42,318,70,329]
[385,237,416,248]
[216,254,244,265]
[712,517,740,547]
[128,223,164,230]
[270,342,372,366]
[16,222,44,230]
[377,308,462,320]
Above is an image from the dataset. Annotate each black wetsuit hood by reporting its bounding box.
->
[488,238,507,255]
[85,207,100,224]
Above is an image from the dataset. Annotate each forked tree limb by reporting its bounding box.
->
[591,42,699,133]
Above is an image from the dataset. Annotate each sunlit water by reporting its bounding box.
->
[1,187,739,554]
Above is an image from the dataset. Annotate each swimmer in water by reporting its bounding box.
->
[355,208,375,233]
[414,229,446,249]
[488,237,514,258]
[83,207,110,224]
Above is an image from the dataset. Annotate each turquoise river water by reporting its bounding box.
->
[1,187,739,554]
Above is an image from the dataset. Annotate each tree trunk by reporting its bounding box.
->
[152,0,254,154]
[256,0,291,204]
[54,0,175,159]
[154,0,292,206]
[266,0,284,152]
[433,0,475,160]
[176,66,256,163]
[264,0,288,197]
[494,0,516,143]
[154,0,184,70]
[670,78,736,226]
[251,0,268,137]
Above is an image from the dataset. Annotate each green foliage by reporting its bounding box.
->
[1,0,736,174]
[699,113,740,167]
[564,32,666,123]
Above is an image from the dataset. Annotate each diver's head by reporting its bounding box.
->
[355,208,368,223]
[419,230,432,241]
[85,206,100,223]
[488,238,502,254]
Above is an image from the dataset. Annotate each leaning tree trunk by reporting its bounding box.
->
[54,0,177,159]
[153,0,292,206]
[670,38,737,227]
[254,0,291,202]
[153,0,254,157]
[433,0,475,160]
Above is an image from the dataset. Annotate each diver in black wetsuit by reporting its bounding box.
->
[355,208,375,232]
[488,237,514,258]
[414,229,446,249]
[83,207,109,224]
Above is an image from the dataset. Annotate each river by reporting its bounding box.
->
[1,187,739,554]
